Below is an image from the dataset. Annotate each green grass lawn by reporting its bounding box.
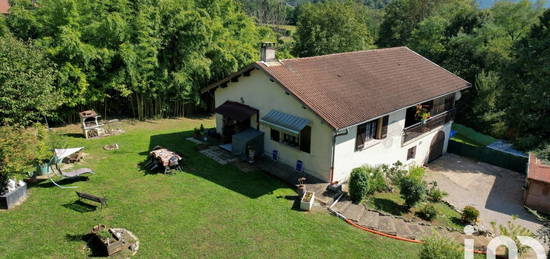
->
[0,118,421,258]
[451,123,497,147]
[366,191,465,231]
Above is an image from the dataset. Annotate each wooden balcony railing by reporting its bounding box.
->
[402,109,456,143]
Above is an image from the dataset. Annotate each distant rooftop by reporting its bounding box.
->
[528,153,550,184]
[0,0,9,15]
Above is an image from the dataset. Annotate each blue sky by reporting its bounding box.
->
[476,0,549,8]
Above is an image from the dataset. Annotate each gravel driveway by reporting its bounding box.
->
[425,154,543,233]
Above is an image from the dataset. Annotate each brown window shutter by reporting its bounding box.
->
[381,116,389,138]
[375,116,389,139]
[355,124,367,150]
[299,126,311,153]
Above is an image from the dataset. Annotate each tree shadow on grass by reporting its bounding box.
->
[62,200,97,213]
[371,198,408,216]
[145,131,283,199]
[65,233,107,257]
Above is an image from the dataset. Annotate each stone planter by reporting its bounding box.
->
[300,191,315,211]
[0,184,27,210]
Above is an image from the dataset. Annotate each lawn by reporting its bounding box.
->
[451,123,497,147]
[366,191,465,231]
[0,118,421,258]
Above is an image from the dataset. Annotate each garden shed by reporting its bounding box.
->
[523,153,550,213]
[231,128,264,160]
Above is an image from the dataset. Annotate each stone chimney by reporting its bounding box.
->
[260,42,276,62]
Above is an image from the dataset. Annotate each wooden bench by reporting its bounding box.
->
[76,192,107,208]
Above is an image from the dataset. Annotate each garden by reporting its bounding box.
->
[349,162,480,232]
[0,118,423,258]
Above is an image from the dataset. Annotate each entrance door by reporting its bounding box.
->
[428,131,445,162]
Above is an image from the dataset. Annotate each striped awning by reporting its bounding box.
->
[260,110,310,134]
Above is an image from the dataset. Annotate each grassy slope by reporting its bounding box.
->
[0,118,420,258]
[451,123,497,147]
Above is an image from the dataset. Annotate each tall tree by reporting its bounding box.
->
[0,35,60,126]
[292,0,373,57]
[6,0,269,121]
[500,9,550,152]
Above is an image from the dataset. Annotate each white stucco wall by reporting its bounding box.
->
[332,109,452,183]
[214,68,334,181]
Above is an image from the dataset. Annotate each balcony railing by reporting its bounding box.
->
[402,109,456,143]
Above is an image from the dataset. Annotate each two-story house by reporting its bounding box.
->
[201,44,471,183]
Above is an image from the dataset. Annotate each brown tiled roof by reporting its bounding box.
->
[528,153,550,184]
[0,0,9,15]
[203,47,471,129]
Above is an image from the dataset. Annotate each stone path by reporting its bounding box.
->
[199,146,238,165]
[302,184,494,251]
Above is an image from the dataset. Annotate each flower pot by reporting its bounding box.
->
[300,191,315,211]
[36,161,50,176]
[0,183,27,210]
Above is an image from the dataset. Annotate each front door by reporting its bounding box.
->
[428,131,445,162]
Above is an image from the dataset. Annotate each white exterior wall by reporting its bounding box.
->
[332,108,452,183]
[214,69,334,181]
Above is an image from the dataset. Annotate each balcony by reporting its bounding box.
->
[402,108,455,143]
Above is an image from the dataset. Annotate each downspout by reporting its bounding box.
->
[329,132,336,183]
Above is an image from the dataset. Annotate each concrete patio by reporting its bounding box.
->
[425,153,543,233]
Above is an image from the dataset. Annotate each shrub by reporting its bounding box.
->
[420,234,463,259]
[382,161,407,186]
[0,126,48,191]
[349,167,369,203]
[417,204,437,221]
[408,166,425,181]
[427,181,448,202]
[399,177,427,209]
[462,206,480,224]
[365,166,386,194]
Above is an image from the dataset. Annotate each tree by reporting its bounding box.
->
[0,35,60,126]
[5,0,269,121]
[292,0,373,57]
[349,167,369,203]
[500,9,550,153]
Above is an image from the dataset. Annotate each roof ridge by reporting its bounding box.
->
[278,46,409,63]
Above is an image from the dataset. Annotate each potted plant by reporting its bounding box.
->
[415,105,431,123]
[300,191,315,211]
[34,125,52,176]
[0,126,46,209]
[296,177,307,198]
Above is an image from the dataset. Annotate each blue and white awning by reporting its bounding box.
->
[260,110,310,135]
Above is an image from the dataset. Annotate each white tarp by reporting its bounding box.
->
[54,147,84,160]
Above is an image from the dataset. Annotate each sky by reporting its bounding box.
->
[476,0,550,8]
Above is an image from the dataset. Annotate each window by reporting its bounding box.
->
[407,146,416,160]
[269,126,311,153]
[283,133,299,147]
[355,116,389,151]
[271,129,280,142]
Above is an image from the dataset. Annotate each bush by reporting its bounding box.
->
[408,166,425,181]
[0,125,48,191]
[420,234,463,259]
[399,177,427,209]
[349,167,369,203]
[427,181,448,202]
[382,161,407,186]
[417,204,437,221]
[462,206,480,224]
[365,166,386,194]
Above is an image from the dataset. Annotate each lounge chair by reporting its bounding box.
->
[49,163,94,189]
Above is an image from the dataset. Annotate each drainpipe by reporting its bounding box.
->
[329,133,336,183]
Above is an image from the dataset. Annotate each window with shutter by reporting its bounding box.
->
[355,120,378,151]
[375,116,389,139]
